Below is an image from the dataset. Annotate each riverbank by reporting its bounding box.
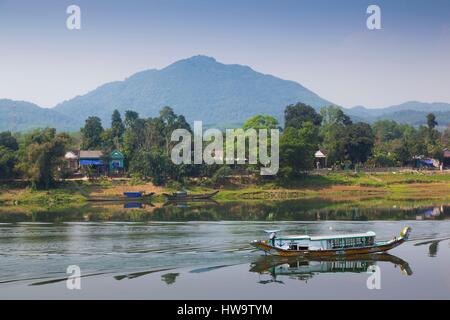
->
[1,171,450,207]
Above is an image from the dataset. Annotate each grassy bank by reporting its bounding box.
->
[1,171,450,206]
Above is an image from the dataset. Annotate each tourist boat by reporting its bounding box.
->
[251,227,412,257]
[162,190,219,201]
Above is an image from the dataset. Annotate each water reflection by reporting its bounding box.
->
[163,199,219,208]
[1,201,449,223]
[414,237,450,257]
[123,202,155,209]
[113,268,172,281]
[416,206,446,220]
[161,273,180,285]
[249,254,412,284]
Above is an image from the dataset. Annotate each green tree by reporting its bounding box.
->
[241,115,280,169]
[442,124,450,148]
[111,110,125,145]
[427,113,438,130]
[284,103,322,129]
[123,107,194,183]
[319,106,352,165]
[372,120,403,143]
[81,116,104,150]
[279,124,318,178]
[130,149,175,186]
[0,146,17,179]
[124,110,139,128]
[320,106,352,127]
[18,128,71,189]
[423,114,442,159]
[159,106,191,154]
[344,123,375,164]
[243,115,280,131]
[0,131,19,151]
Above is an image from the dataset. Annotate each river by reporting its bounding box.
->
[0,202,450,299]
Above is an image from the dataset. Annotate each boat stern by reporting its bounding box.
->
[400,227,412,240]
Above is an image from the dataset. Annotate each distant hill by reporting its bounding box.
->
[346,101,450,128]
[53,55,331,127]
[0,56,449,132]
[375,110,450,128]
[0,99,78,132]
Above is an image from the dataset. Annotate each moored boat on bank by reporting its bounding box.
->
[162,190,219,201]
[87,192,154,202]
[251,227,412,257]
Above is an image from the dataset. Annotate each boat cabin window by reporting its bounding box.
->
[287,242,308,251]
[328,236,374,249]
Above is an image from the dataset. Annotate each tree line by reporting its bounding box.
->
[1,103,449,188]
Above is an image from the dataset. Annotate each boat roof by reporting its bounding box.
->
[278,231,376,241]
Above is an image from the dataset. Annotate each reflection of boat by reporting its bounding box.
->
[87,192,155,202]
[251,227,411,257]
[163,190,219,201]
[123,202,155,209]
[163,198,220,207]
[250,253,412,284]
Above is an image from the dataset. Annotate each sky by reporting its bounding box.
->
[0,0,449,108]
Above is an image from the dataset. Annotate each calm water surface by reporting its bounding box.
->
[1,203,450,299]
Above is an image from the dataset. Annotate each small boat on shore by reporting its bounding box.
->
[162,190,219,201]
[251,227,412,257]
[123,191,154,199]
[87,192,154,202]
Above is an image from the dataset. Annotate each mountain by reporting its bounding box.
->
[0,99,78,132]
[346,101,450,128]
[53,55,332,127]
[346,101,450,118]
[0,56,449,132]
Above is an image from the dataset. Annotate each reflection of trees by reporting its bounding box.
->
[146,203,447,222]
[2,202,449,223]
[429,242,439,257]
[161,273,180,285]
[415,238,450,257]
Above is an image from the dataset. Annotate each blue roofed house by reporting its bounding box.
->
[65,150,125,176]
[79,150,106,175]
[109,150,125,175]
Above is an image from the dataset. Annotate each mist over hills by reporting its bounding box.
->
[1,56,449,132]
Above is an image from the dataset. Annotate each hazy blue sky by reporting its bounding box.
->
[0,0,449,108]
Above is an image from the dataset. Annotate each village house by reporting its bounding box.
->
[314,150,327,169]
[64,150,80,172]
[64,150,125,176]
